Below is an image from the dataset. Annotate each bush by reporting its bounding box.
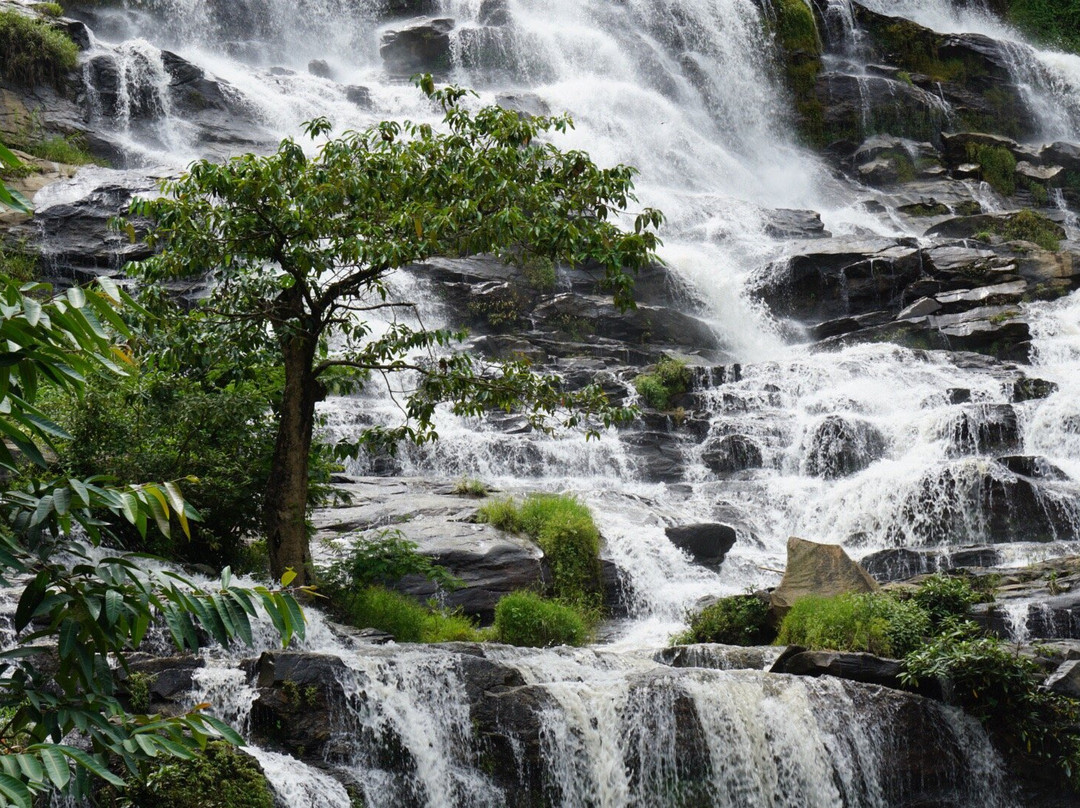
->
[0,9,79,89]
[633,357,690,410]
[967,143,1017,195]
[999,208,1062,251]
[493,590,588,647]
[127,741,274,808]
[912,574,982,625]
[321,529,462,592]
[478,493,602,611]
[673,595,773,646]
[1006,0,1080,54]
[902,621,1080,789]
[26,133,98,165]
[777,593,931,658]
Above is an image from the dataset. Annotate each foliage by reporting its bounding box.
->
[0,247,38,283]
[771,0,821,55]
[998,208,1062,251]
[331,585,480,643]
[320,529,462,592]
[966,143,1017,196]
[24,134,97,166]
[0,9,78,89]
[477,493,602,611]
[777,593,931,658]
[492,590,587,647]
[1006,0,1080,54]
[50,356,279,569]
[126,75,661,585]
[633,357,690,411]
[673,595,773,646]
[452,478,488,497]
[124,741,274,808]
[902,621,1080,788]
[0,143,32,214]
[0,275,307,806]
[912,574,982,625]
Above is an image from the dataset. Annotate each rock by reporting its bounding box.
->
[997,455,1069,481]
[771,649,906,690]
[345,85,371,107]
[769,537,880,622]
[160,50,237,114]
[1043,660,1080,698]
[655,644,783,671]
[700,434,763,473]
[250,652,350,757]
[307,59,333,79]
[761,208,829,239]
[928,305,1031,362]
[896,296,941,319]
[379,0,442,17]
[925,212,1066,245]
[940,403,1021,456]
[665,523,737,568]
[380,18,455,77]
[1012,377,1058,402]
[861,546,1002,583]
[803,415,886,478]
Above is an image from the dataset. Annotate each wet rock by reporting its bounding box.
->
[762,208,829,239]
[161,50,237,114]
[997,455,1069,481]
[665,523,737,568]
[379,0,442,17]
[345,85,371,107]
[250,651,350,757]
[1012,377,1058,402]
[1043,660,1080,698]
[925,212,1066,245]
[803,415,886,478]
[119,654,205,708]
[769,537,880,622]
[655,644,782,671]
[928,305,1031,361]
[380,18,455,77]
[941,403,1021,456]
[308,59,333,79]
[771,649,905,690]
[701,434,763,473]
[861,546,1002,583]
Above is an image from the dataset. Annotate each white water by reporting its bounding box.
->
[18,0,1080,803]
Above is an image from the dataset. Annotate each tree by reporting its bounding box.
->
[0,275,308,806]
[130,78,662,585]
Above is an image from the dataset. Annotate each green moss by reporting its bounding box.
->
[673,595,773,646]
[452,477,488,497]
[339,585,481,643]
[478,493,603,611]
[0,247,39,283]
[0,9,79,89]
[129,742,274,808]
[32,3,64,17]
[898,201,950,217]
[966,143,1018,195]
[772,0,820,55]
[492,590,588,647]
[1006,0,1080,55]
[994,209,1063,251]
[767,0,825,147]
[633,356,690,410]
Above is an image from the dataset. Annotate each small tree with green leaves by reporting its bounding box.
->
[129,77,662,586]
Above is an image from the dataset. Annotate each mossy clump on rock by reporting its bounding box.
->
[674,594,774,646]
[633,356,690,411]
[967,142,1018,195]
[492,590,588,647]
[0,9,79,89]
[129,742,275,808]
[767,0,825,147]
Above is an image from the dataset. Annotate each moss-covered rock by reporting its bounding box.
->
[128,742,275,808]
[765,0,825,146]
[0,8,78,90]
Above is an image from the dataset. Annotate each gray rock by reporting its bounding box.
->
[701,434,763,473]
[771,649,905,690]
[803,415,886,479]
[380,18,455,77]
[770,537,880,622]
[1043,660,1080,698]
[897,297,942,319]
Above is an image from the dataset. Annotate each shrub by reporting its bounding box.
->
[0,9,79,89]
[321,529,462,592]
[967,143,1017,195]
[478,493,602,610]
[633,357,690,410]
[26,133,98,165]
[0,247,38,283]
[674,595,773,646]
[902,621,1080,789]
[452,477,488,497]
[777,593,931,658]
[999,208,1062,251]
[1006,0,1080,54]
[493,590,587,647]
[127,741,274,808]
[912,574,982,625]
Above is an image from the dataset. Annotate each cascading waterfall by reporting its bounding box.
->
[16,0,1080,803]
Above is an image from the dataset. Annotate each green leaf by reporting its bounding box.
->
[38,747,70,790]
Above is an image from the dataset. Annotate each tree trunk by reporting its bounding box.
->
[265,332,320,586]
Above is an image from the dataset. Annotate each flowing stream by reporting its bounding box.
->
[18,0,1080,804]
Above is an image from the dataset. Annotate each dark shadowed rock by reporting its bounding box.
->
[771,650,905,689]
[803,415,886,478]
[380,18,455,77]
[665,523,737,568]
[701,434,763,473]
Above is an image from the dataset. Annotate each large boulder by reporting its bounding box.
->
[701,434,763,474]
[769,537,880,622]
[380,18,455,77]
[771,649,905,689]
[802,415,887,479]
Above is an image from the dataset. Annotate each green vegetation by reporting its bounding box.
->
[492,590,587,647]
[319,530,480,643]
[24,133,97,165]
[777,592,931,657]
[32,3,64,18]
[999,208,1063,251]
[911,573,985,624]
[452,477,489,497]
[0,9,78,89]
[128,76,658,587]
[126,741,275,808]
[0,142,32,213]
[673,595,773,646]
[903,622,1080,790]
[0,246,38,282]
[633,357,690,411]
[966,143,1018,196]
[1005,0,1080,54]
[478,493,602,610]
[0,275,307,804]
[767,0,825,147]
